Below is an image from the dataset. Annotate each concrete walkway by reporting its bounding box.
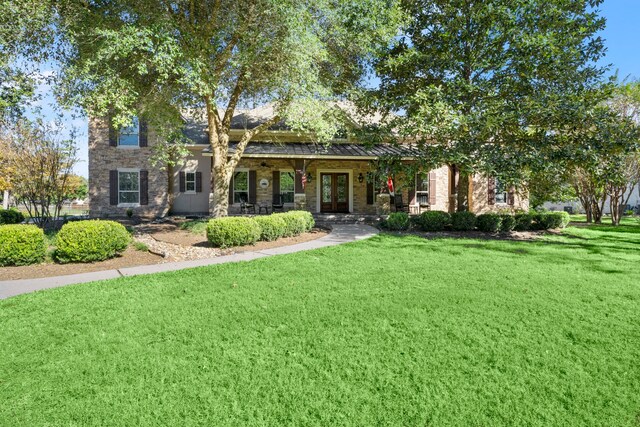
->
[0,224,378,300]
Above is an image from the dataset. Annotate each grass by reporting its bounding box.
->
[133,241,149,252]
[180,218,209,234]
[1,224,639,425]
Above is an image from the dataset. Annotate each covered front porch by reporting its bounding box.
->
[200,142,444,216]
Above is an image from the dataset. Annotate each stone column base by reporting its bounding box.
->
[294,193,307,211]
[376,193,391,215]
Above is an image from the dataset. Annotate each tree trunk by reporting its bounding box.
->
[167,163,174,214]
[2,190,9,209]
[456,172,470,212]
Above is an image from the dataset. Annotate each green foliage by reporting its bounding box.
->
[514,213,534,231]
[0,224,46,266]
[285,211,315,233]
[133,241,149,252]
[274,212,307,237]
[0,208,24,224]
[55,220,131,263]
[206,217,261,248]
[254,215,287,242]
[476,213,502,233]
[451,211,477,231]
[500,214,516,232]
[180,219,208,235]
[384,212,410,231]
[533,212,571,230]
[418,210,450,232]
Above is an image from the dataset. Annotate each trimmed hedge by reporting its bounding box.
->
[556,211,571,228]
[451,211,477,231]
[385,212,410,231]
[274,212,307,237]
[55,220,131,263]
[533,211,571,230]
[0,224,46,266]
[514,213,534,231]
[207,217,261,248]
[0,208,25,225]
[285,211,315,232]
[476,213,502,233]
[418,211,450,231]
[254,215,287,241]
[500,214,516,232]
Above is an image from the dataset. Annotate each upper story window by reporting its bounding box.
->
[233,170,249,204]
[118,117,139,147]
[280,171,295,203]
[415,173,430,206]
[495,178,508,204]
[185,172,196,193]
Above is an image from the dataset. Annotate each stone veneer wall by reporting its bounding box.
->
[88,117,169,218]
[470,174,529,214]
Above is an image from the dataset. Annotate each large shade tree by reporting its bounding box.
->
[22,0,400,216]
[368,0,608,211]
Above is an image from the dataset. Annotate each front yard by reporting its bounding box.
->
[1,221,639,425]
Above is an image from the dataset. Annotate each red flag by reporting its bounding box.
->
[297,169,306,190]
[387,176,395,196]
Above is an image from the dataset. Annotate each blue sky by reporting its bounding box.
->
[32,0,640,178]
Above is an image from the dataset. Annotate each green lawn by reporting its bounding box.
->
[1,224,639,426]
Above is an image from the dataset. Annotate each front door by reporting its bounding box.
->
[321,173,349,213]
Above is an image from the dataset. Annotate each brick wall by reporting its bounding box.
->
[471,174,529,214]
[88,117,169,218]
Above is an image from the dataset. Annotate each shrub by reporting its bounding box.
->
[555,211,571,228]
[55,220,131,263]
[0,208,25,225]
[286,211,315,232]
[535,211,570,230]
[500,214,516,232]
[0,224,46,266]
[514,213,533,231]
[206,217,261,248]
[476,213,502,233]
[254,215,287,241]
[274,212,307,237]
[385,212,410,231]
[451,211,477,231]
[418,211,451,231]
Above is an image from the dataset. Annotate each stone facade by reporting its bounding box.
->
[88,118,168,218]
[89,119,525,216]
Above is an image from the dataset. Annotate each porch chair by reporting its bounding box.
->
[272,194,285,213]
[240,199,255,214]
[394,194,409,213]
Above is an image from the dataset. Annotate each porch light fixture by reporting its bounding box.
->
[306,172,313,183]
[358,173,364,183]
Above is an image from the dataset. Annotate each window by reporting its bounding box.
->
[185,172,196,193]
[280,171,295,203]
[118,117,139,147]
[118,170,140,205]
[233,170,249,203]
[495,178,508,204]
[415,173,429,206]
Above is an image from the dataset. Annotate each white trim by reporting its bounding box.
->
[231,168,250,205]
[315,169,353,213]
[116,168,141,208]
[117,117,140,148]
[184,171,197,194]
[415,172,430,207]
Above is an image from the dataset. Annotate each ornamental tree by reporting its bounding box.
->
[368,0,608,211]
[25,0,400,217]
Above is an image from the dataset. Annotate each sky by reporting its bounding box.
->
[30,0,640,178]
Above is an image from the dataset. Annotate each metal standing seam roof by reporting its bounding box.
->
[201,142,419,159]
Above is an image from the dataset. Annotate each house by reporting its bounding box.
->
[88,105,528,218]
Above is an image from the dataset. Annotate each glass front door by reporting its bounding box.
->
[321,173,349,213]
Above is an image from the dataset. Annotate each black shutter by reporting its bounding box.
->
[228,174,234,205]
[488,177,496,205]
[138,118,148,147]
[109,170,118,205]
[179,171,186,193]
[408,175,416,205]
[140,170,149,205]
[108,118,118,147]
[249,170,257,204]
[195,172,202,193]
[272,171,280,201]
[366,181,374,205]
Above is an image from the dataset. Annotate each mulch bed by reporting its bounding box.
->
[0,220,329,282]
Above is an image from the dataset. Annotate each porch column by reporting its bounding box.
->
[294,159,307,210]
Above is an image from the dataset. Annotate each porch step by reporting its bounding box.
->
[313,213,385,225]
